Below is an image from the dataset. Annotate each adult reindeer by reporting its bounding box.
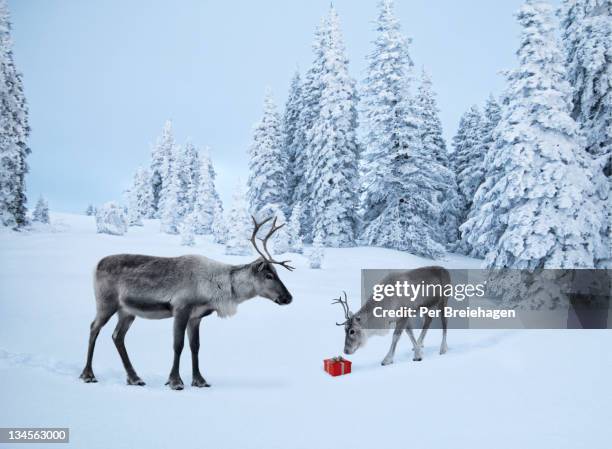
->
[80,216,294,390]
[334,266,450,366]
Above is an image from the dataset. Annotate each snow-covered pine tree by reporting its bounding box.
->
[127,167,152,226]
[193,147,222,234]
[560,0,611,176]
[149,120,175,218]
[247,89,286,218]
[287,201,304,253]
[362,92,447,258]
[174,140,199,221]
[282,70,303,205]
[159,155,181,235]
[416,68,461,247]
[0,1,30,228]
[292,17,329,239]
[126,188,141,227]
[464,0,607,270]
[361,0,411,229]
[309,232,324,269]
[85,204,96,216]
[96,202,128,236]
[225,183,253,256]
[211,201,227,244]
[416,69,448,166]
[452,106,484,227]
[180,212,196,247]
[32,195,49,224]
[459,96,502,257]
[360,1,446,257]
[307,6,359,247]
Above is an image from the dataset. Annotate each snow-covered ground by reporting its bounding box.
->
[0,213,609,449]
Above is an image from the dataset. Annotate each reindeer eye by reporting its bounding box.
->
[265,273,274,280]
[349,329,356,336]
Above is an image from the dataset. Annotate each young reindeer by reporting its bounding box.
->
[80,216,294,390]
[335,266,450,366]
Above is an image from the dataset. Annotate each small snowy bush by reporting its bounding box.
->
[96,202,128,236]
[309,233,324,269]
[32,196,50,224]
[211,202,227,244]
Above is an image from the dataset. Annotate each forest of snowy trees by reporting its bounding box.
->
[1,0,609,271]
[243,0,609,269]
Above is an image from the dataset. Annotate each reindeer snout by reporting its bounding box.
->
[278,293,293,305]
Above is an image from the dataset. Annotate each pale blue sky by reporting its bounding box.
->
[10,0,557,212]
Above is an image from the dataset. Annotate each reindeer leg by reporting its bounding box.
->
[414,315,433,361]
[166,308,190,390]
[404,323,422,351]
[382,319,406,366]
[112,311,144,386]
[187,317,210,387]
[80,306,116,383]
[440,310,448,355]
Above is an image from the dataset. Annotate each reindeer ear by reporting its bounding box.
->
[254,260,266,272]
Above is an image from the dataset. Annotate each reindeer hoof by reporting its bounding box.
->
[381,359,393,366]
[413,356,423,362]
[79,371,97,383]
[166,378,184,390]
[192,378,211,388]
[127,376,146,386]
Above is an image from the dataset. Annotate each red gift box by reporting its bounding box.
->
[324,356,352,376]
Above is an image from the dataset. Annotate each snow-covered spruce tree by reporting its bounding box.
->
[309,232,324,269]
[281,70,303,205]
[451,105,483,227]
[0,1,30,228]
[32,195,49,224]
[180,212,196,247]
[417,69,449,166]
[560,0,611,176]
[287,201,304,253]
[292,17,329,239]
[307,6,359,247]
[464,0,607,270]
[126,189,142,226]
[361,0,411,229]
[193,148,222,234]
[247,89,286,216]
[174,140,199,221]
[225,183,253,256]
[159,155,181,234]
[96,202,127,236]
[85,204,96,216]
[127,167,152,226]
[211,201,227,244]
[362,93,447,258]
[149,120,175,218]
[360,1,446,257]
[416,68,461,247]
[459,95,502,257]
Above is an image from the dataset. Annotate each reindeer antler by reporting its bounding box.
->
[250,215,295,271]
[332,291,351,326]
